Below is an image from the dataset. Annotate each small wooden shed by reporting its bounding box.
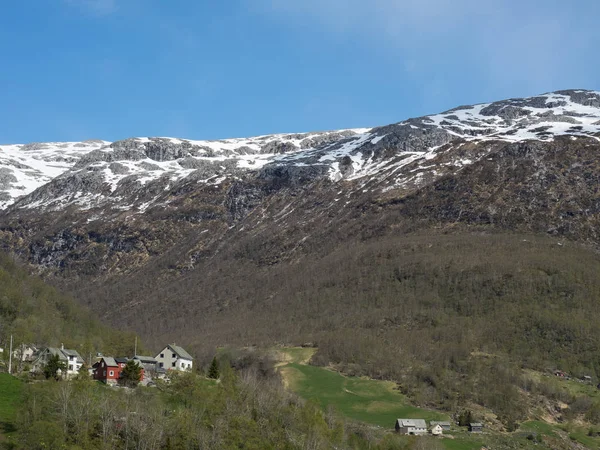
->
[468,422,483,433]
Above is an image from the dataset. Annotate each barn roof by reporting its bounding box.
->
[396,419,427,428]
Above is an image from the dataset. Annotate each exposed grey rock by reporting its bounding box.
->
[339,155,354,178]
[261,141,298,154]
[15,170,109,208]
[531,112,582,124]
[556,89,600,107]
[109,163,130,174]
[233,146,255,155]
[1,158,31,170]
[144,138,190,162]
[299,131,358,150]
[178,157,211,170]
[366,122,454,158]
[0,168,17,189]
[480,104,532,120]
[20,143,50,151]
[258,164,330,187]
[139,162,162,171]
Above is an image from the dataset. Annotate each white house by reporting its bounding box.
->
[31,345,84,377]
[13,344,37,363]
[431,424,443,436]
[155,344,193,372]
[430,421,451,432]
[395,419,427,435]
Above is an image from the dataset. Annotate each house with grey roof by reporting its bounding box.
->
[395,419,427,435]
[133,355,160,379]
[155,344,193,372]
[31,344,84,377]
[430,421,451,431]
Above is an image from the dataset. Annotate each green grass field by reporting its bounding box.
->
[569,431,600,449]
[520,420,558,438]
[439,438,482,450]
[281,362,448,428]
[0,373,23,442]
[276,349,600,450]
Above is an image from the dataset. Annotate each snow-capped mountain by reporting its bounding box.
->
[2,89,600,349]
[1,89,598,212]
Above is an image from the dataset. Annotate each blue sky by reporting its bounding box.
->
[1,0,599,143]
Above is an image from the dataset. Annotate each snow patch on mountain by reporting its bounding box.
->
[0,140,109,208]
[1,89,599,212]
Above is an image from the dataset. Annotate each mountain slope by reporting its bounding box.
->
[3,89,600,426]
[0,252,137,363]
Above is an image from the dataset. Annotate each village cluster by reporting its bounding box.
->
[9,342,194,385]
[395,419,482,436]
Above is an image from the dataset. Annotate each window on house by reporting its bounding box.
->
[172,362,176,367]
[109,370,114,376]
[103,370,106,376]
[159,362,163,368]
[160,353,164,358]
[172,353,176,358]
[69,365,73,371]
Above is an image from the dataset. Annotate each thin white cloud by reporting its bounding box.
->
[254,0,599,94]
[64,0,118,16]
[258,0,498,42]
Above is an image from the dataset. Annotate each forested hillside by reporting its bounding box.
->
[0,252,137,364]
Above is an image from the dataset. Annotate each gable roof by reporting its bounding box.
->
[134,355,157,364]
[159,344,193,361]
[469,422,483,427]
[430,421,451,427]
[101,357,118,367]
[396,419,427,428]
[62,349,85,363]
[115,357,129,364]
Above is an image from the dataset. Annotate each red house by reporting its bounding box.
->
[93,357,122,384]
[93,356,145,384]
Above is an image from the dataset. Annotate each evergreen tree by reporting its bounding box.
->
[457,409,474,427]
[120,360,142,388]
[208,357,220,379]
[43,354,65,380]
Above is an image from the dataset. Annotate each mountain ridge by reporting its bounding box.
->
[1,89,598,213]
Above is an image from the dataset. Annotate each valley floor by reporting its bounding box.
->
[276,347,600,450]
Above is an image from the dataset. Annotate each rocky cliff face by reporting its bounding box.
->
[0,89,599,346]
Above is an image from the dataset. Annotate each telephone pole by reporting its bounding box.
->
[8,335,13,375]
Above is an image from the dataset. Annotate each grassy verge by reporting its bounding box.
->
[0,373,24,444]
